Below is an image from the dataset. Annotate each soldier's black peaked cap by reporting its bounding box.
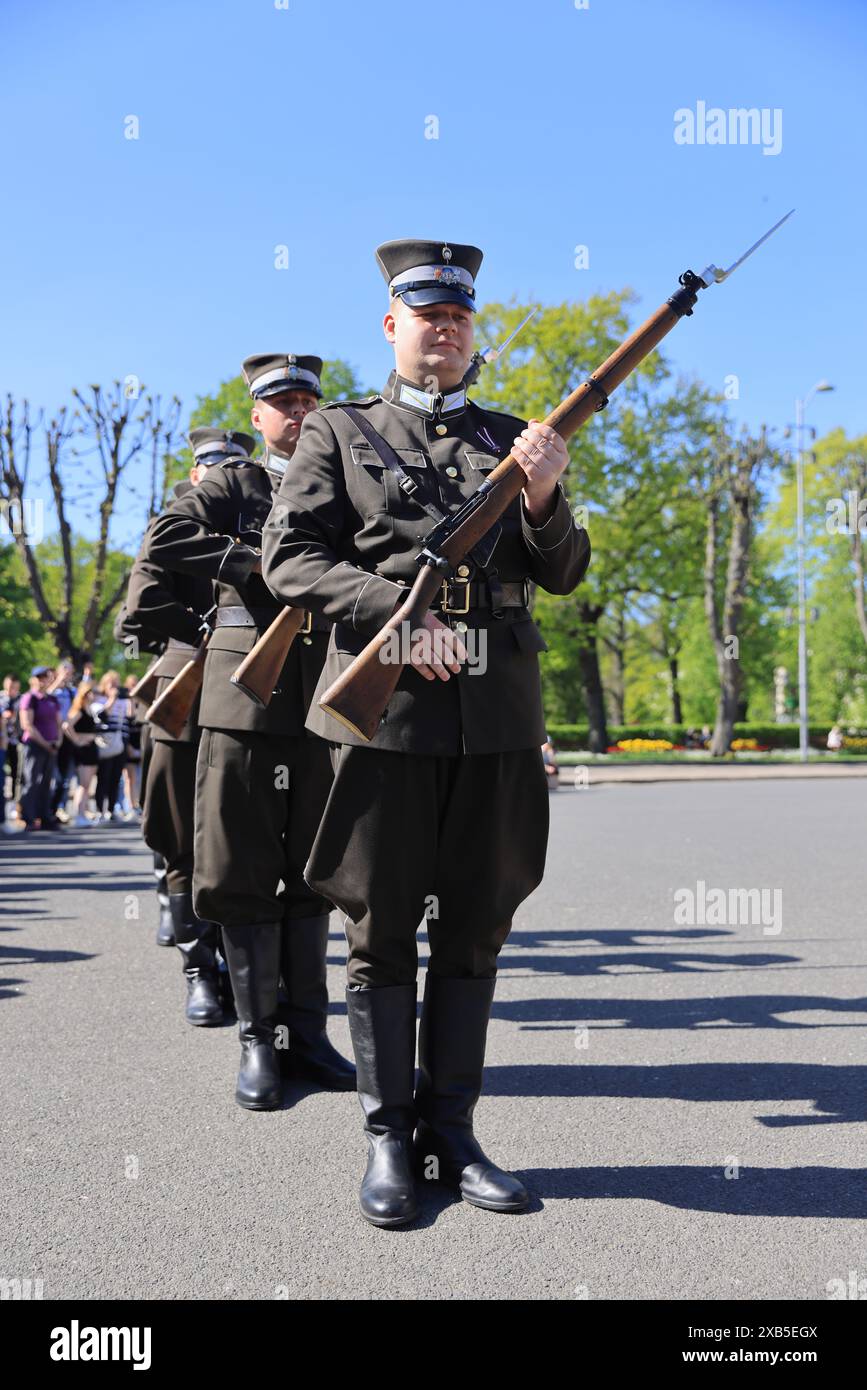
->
[188,427,256,466]
[376,240,483,313]
[242,354,323,400]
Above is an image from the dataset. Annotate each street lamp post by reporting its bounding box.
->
[794,380,834,762]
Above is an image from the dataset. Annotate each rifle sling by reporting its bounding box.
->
[338,406,506,612]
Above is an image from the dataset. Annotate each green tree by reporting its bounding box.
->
[1,388,180,666]
[0,542,42,677]
[474,297,722,749]
[762,427,867,728]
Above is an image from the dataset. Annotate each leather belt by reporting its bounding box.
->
[430,578,530,615]
[214,605,318,634]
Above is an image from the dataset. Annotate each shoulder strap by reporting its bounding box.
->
[340,405,447,529]
[338,405,503,575]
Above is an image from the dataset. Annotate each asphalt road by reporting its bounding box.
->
[2,779,865,1301]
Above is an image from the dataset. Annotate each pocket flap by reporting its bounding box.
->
[350,444,428,471]
[464,451,498,471]
[510,618,548,654]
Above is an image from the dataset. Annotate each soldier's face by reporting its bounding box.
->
[251,390,319,456]
[384,300,474,389]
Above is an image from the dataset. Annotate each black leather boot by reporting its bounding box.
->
[169,893,224,1026]
[216,933,235,1017]
[278,915,355,1090]
[346,984,419,1227]
[221,922,282,1110]
[414,974,529,1213]
[154,855,174,947]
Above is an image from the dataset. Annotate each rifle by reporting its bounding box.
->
[230,605,310,708]
[318,212,794,742]
[146,634,210,739]
[128,651,171,707]
[229,317,539,711]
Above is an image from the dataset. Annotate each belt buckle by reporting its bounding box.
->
[441,578,470,615]
[299,609,312,634]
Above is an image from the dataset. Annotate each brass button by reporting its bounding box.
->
[455,621,468,634]
[445,465,458,477]
[302,636,312,646]
[456,564,470,578]
[435,424,448,436]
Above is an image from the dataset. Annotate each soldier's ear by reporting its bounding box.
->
[383,299,400,345]
[250,403,263,432]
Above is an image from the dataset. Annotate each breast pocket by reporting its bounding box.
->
[464,450,499,474]
[349,444,432,518]
[235,509,266,541]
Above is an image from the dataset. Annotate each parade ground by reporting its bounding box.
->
[2,776,864,1302]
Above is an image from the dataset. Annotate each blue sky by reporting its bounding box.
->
[1,0,865,540]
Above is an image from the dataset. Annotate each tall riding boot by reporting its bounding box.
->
[414,974,529,1213]
[346,984,419,1227]
[154,854,174,947]
[279,915,355,1090]
[216,930,235,1017]
[221,922,282,1110]
[169,893,224,1026]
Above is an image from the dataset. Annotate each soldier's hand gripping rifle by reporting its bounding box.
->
[319,211,794,742]
[146,623,212,739]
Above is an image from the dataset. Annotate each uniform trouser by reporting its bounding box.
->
[139,723,153,803]
[192,728,333,928]
[141,739,197,894]
[305,745,550,989]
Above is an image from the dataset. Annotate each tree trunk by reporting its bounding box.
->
[577,602,609,751]
[710,664,742,756]
[704,430,767,757]
[669,658,683,724]
[602,601,626,724]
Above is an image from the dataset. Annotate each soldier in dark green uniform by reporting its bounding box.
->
[262,241,591,1226]
[148,357,354,1108]
[124,427,256,1019]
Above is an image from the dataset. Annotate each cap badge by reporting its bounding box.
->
[434,267,461,286]
[441,245,452,263]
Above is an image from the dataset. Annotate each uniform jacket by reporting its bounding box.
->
[147,458,328,735]
[124,490,214,745]
[261,375,591,755]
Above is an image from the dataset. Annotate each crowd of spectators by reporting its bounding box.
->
[0,659,143,834]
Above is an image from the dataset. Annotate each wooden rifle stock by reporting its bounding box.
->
[319,289,697,741]
[128,653,169,707]
[146,636,210,739]
[230,606,309,707]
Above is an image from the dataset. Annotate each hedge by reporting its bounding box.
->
[545,723,866,751]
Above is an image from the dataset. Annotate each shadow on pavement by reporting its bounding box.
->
[482,1062,867,1124]
[491,994,867,1031]
[520,1165,867,1217]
